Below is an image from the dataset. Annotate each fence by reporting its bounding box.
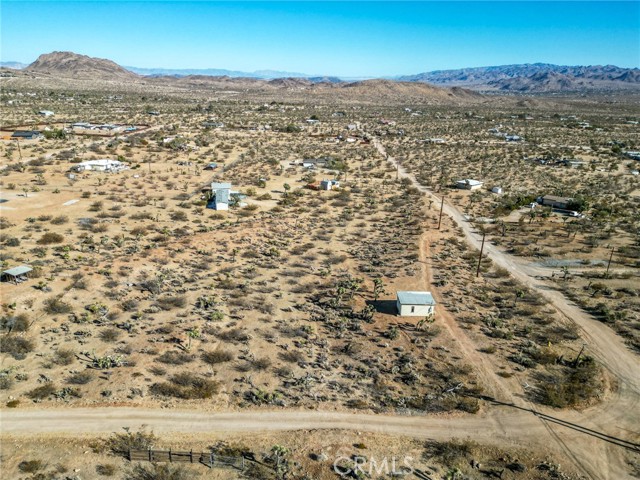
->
[128,449,246,470]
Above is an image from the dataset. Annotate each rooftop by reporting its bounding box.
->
[397,291,436,305]
[2,265,33,277]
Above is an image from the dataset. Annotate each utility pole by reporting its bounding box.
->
[15,138,22,161]
[606,247,615,276]
[437,196,445,230]
[476,232,486,277]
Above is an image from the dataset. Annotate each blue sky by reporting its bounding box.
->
[1,1,638,76]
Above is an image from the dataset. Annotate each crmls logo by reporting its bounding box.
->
[333,455,414,476]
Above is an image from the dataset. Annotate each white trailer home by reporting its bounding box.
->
[396,291,436,317]
[71,159,127,173]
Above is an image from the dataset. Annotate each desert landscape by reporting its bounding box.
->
[0,39,639,480]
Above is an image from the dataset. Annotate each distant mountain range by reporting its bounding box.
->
[125,65,313,79]
[2,52,638,93]
[398,63,640,92]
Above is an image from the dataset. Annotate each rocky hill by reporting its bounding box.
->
[25,51,138,80]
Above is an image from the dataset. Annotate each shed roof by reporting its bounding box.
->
[397,291,435,305]
[456,179,483,186]
[2,265,33,277]
[211,182,232,189]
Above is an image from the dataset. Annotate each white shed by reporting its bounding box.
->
[456,179,484,190]
[396,291,436,317]
[491,186,503,194]
[209,182,232,210]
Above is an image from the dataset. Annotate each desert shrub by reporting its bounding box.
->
[6,399,20,407]
[53,348,76,365]
[0,335,36,359]
[96,463,117,476]
[218,327,250,342]
[99,328,122,343]
[423,439,476,466]
[279,350,306,363]
[252,356,272,371]
[18,459,44,473]
[124,463,187,480]
[105,427,157,455]
[155,295,186,310]
[50,215,69,225]
[37,232,64,244]
[150,372,220,399]
[43,296,73,314]
[0,374,14,390]
[0,313,30,332]
[156,350,194,365]
[67,370,95,385]
[26,382,57,400]
[537,357,603,408]
[201,348,234,365]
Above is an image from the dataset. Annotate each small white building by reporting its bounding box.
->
[456,179,484,190]
[320,179,340,191]
[491,186,503,194]
[209,182,232,210]
[38,110,54,117]
[397,291,436,317]
[71,159,127,173]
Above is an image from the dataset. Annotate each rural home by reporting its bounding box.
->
[539,195,573,209]
[71,159,127,173]
[456,179,484,190]
[11,130,42,140]
[396,291,436,317]
[38,110,54,117]
[208,182,232,210]
[302,158,330,169]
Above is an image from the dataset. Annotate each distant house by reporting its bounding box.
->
[320,179,340,191]
[456,179,484,190]
[38,110,54,117]
[625,151,640,161]
[563,159,586,168]
[203,163,218,170]
[1,265,33,284]
[540,195,573,209]
[202,121,224,128]
[397,291,436,317]
[208,182,232,210]
[505,135,522,142]
[302,158,330,169]
[491,186,503,194]
[426,138,446,144]
[11,130,41,140]
[71,159,127,173]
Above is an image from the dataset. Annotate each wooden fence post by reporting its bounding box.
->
[148,449,152,462]
[169,448,172,463]
[128,449,131,461]
[190,449,193,463]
